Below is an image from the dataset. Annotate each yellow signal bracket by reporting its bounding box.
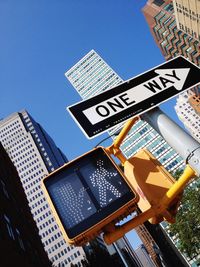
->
[103,150,196,245]
[106,117,139,165]
[160,164,196,209]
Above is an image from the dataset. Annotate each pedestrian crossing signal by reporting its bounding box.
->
[41,147,138,245]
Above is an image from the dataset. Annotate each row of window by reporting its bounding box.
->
[42,230,62,242]
[77,61,109,92]
[38,217,56,230]
[35,210,52,222]
[1,129,24,145]
[73,56,101,84]
[37,215,54,225]
[83,72,117,99]
[0,119,20,135]
[51,251,81,266]
[31,196,46,209]
[67,51,96,77]
[9,137,31,153]
[43,234,65,247]
[26,184,42,196]
[17,158,39,170]
[18,162,41,173]
[165,159,179,171]
[11,148,35,161]
[40,224,59,237]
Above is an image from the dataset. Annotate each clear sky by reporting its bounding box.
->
[0,0,185,249]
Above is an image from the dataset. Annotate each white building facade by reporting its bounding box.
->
[0,111,86,267]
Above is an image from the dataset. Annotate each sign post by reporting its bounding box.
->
[67,56,200,139]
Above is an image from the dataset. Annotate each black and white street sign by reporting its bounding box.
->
[68,56,200,139]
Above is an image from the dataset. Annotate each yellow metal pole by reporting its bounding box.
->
[103,208,155,245]
[113,117,139,149]
[106,117,139,165]
[160,164,196,209]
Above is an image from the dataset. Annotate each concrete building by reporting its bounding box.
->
[0,142,51,267]
[173,0,200,41]
[135,244,156,267]
[0,111,86,267]
[175,91,200,143]
[189,87,200,115]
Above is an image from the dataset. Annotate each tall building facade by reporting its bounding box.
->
[0,142,51,267]
[0,111,86,267]
[173,0,200,41]
[65,49,184,173]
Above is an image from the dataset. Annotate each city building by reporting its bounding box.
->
[105,236,144,267]
[173,0,200,41]
[65,49,186,267]
[135,225,161,267]
[84,235,143,267]
[142,1,200,265]
[142,0,200,152]
[0,141,51,267]
[175,91,200,143]
[135,244,156,267]
[142,0,200,65]
[0,111,87,267]
[189,87,200,115]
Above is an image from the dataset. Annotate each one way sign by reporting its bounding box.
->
[67,56,200,139]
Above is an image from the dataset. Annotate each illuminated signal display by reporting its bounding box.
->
[42,147,137,242]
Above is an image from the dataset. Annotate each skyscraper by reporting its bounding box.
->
[0,142,51,267]
[0,110,86,267]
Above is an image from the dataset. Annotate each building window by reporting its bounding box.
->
[16,229,25,251]
[153,0,164,7]
[4,215,15,240]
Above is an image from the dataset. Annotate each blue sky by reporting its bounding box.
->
[0,0,184,249]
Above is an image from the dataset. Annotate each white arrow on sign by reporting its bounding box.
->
[83,68,190,125]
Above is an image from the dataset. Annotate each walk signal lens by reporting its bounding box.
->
[42,147,138,245]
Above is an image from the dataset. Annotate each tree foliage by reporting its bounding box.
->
[168,175,200,259]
